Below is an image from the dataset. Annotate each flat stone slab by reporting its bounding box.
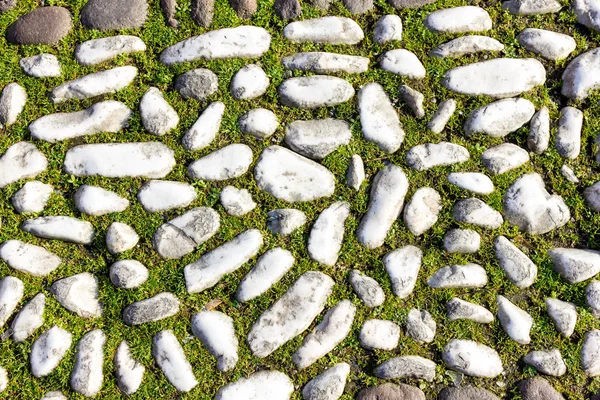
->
[0,240,61,276]
[358,83,404,153]
[70,329,105,397]
[21,216,95,244]
[51,272,101,318]
[138,180,197,213]
[308,202,350,266]
[191,311,238,371]
[215,371,293,400]
[75,35,146,65]
[248,271,334,357]
[284,119,351,160]
[428,264,488,288]
[30,326,72,377]
[50,66,137,103]
[114,341,145,395]
[0,142,48,188]
[283,52,369,74]
[283,17,364,44]
[518,28,576,60]
[161,26,271,64]
[188,144,253,181]
[20,54,61,78]
[80,0,148,31]
[123,292,179,325]
[236,248,295,302]
[6,7,72,45]
[442,339,503,377]
[152,330,198,392]
[464,98,535,137]
[374,356,436,381]
[406,142,469,171]
[64,142,175,178]
[430,35,504,58]
[278,75,354,108]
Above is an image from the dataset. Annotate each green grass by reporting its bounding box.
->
[0,0,600,398]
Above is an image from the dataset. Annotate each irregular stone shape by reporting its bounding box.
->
[407,142,469,171]
[152,330,198,392]
[582,330,600,376]
[447,172,494,195]
[267,209,307,235]
[438,387,500,400]
[161,26,271,64]
[359,319,400,350]
[482,143,530,175]
[546,298,577,337]
[123,292,179,325]
[254,145,336,202]
[428,264,488,288]
[114,341,145,395]
[216,371,293,400]
[428,99,456,133]
[523,349,567,377]
[374,356,436,381]
[275,0,301,19]
[303,363,349,400]
[74,185,129,216]
[357,383,425,400]
[430,35,504,58]
[520,377,566,400]
[279,76,354,109]
[464,98,534,137]
[0,0,15,12]
[188,144,253,181]
[587,280,600,317]
[175,69,218,101]
[80,0,148,30]
[51,66,137,103]
[30,100,131,143]
[6,7,72,45]
[10,293,45,342]
[503,0,562,14]
[447,298,494,323]
[528,106,550,154]
[494,236,537,288]
[230,0,257,18]
[425,6,492,33]
[406,309,436,343]
[138,180,196,213]
[51,273,101,319]
[0,276,23,328]
[285,119,351,161]
[231,64,269,99]
[110,260,148,289]
[561,165,579,183]
[573,0,600,31]
[249,271,334,357]
[562,48,600,100]
[518,28,575,60]
[70,329,105,397]
[41,392,68,400]
[106,222,138,254]
[497,295,533,344]
[283,52,369,74]
[357,164,409,249]
[346,154,365,190]
[182,102,225,150]
[140,87,179,136]
[239,108,279,138]
[550,248,600,283]
[236,248,294,302]
[220,186,256,216]
[374,15,402,43]
[443,58,546,98]
[152,207,220,259]
[403,187,441,236]
[358,83,404,153]
[0,142,48,188]
[444,229,480,254]
[283,17,363,44]
[349,270,385,307]
[64,142,175,178]
[0,83,26,128]
[191,0,215,27]
[20,54,61,78]
[383,245,422,298]
[453,198,503,229]
[343,0,372,13]
[0,240,60,277]
[192,311,238,371]
[442,339,503,377]
[22,216,95,244]
[504,173,570,234]
[75,35,146,65]
[379,49,426,79]
[399,85,424,118]
[293,300,356,368]
[585,182,600,211]
[30,326,72,377]
[184,229,263,293]
[556,106,583,159]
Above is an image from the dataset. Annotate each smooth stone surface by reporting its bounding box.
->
[6,7,72,45]
[406,309,436,343]
[239,108,279,138]
[556,106,583,159]
[74,185,129,216]
[51,66,137,103]
[0,240,60,276]
[254,145,336,202]
[356,383,425,400]
[40,392,68,400]
[230,0,257,19]
[123,292,179,325]
[503,0,561,14]
[428,264,488,288]
[30,326,72,377]
[51,273,101,318]
[75,35,146,65]
[175,68,218,101]
[70,329,105,397]
[504,173,570,234]
[20,54,61,78]
[347,154,365,190]
[585,181,600,211]
[550,248,600,283]
[182,102,225,150]
[438,387,500,400]
[267,208,307,235]
[430,35,504,58]
[494,236,537,288]
[279,76,354,108]
[358,83,404,153]
[293,300,356,369]
[106,222,139,254]
[0,83,26,128]
[6,287,44,342]
[140,87,179,136]
[343,0,373,13]
[447,298,494,323]
[482,143,530,175]
[379,49,426,79]
[444,229,480,254]
[374,15,402,43]
[188,144,253,181]
[80,0,148,30]
[447,172,494,195]
[283,17,364,44]
[22,216,95,244]
[138,180,196,213]
[399,85,425,118]
[303,363,349,400]
[403,187,441,236]
[574,0,600,31]
[518,28,576,60]
[428,99,456,133]
[248,271,334,357]
[383,245,422,298]
[442,339,503,377]
[114,341,145,395]
[349,269,385,307]
[109,260,148,289]
[64,142,175,178]
[561,165,579,183]
[528,106,550,154]
[546,298,577,337]
[523,349,567,377]
[374,356,436,382]
[191,311,238,371]
[220,186,256,216]
[359,319,400,350]
[231,64,269,99]
[285,119,351,160]
[453,198,503,229]
[236,248,295,302]
[215,371,293,400]
[152,330,198,392]
[0,142,48,188]
[587,280,600,317]
[562,48,600,100]
[407,142,469,171]
[464,98,534,137]
[582,329,600,376]
[161,26,271,64]
[0,276,23,328]
[425,6,492,33]
[275,0,301,19]
[283,52,369,74]
[520,377,565,400]
[443,58,546,98]
[497,295,533,344]
[184,229,263,293]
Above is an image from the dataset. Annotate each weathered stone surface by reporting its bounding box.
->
[374,15,402,43]
[587,280,600,317]
[231,64,269,99]
[562,48,600,100]
[447,298,494,323]
[518,28,575,60]
[216,371,293,400]
[182,102,225,150]
[0,240,60,276]
[520,377,566,400]
[582,329,600,376]
[51,273,101,318]
[546,298,577,337]
[175,69,218,101]
[0,142,47,188]
[374,356,436,381]
[248,271,334,357]
[10,293,45,342]
[230,0,257,18]
[438,387,500,400]
[379,49,426,79]
[6,7,72,45]
[497,295,533,344]
[70,329,105,397]
[279,76,354,108]
[406,309,436,343]
[399,85,425,118]
[358,83,404,153]
[574,0,600,31]
[383,245,422,298]
[0,0,15,12]
[308,202,350,266]
[74,185,129,216]
[442,339,503,377]
[286,119,350,160]
[407,142,469,171]
[283,17,364,44]
[191,0,215,27]
[30,326,72,377]
[152,330,198,392]
[443,58,546,98]
[239,108,279,139]
[444,229,480,253]
[494,236,537,288]
[40,392,68,400]
[561,165,579,183]
[504,173,570,234]
[51,66,137,103]
[403,187,441,236]
[106,222,139,255]
[482,143,530,175]
[191,311,238,371]
[161,0,179,28]
[464,98,534,137]
[184,229,263,293]
[0,276,23,328]
[283,52,369,74]
[220,186,256,216]
[357,383,425,400]
[550,248,600,283]
[349,269,385,307]
[254,145,336,202]
[275,0,301,19]
[359,319,400,350]
[425,6,492,33]
[428,264,488,288]
[20,54,61,78]
[110,260,148,289]
[342,0,372,13]
[75,35,146,65]
[188,144,253,181]
[22,216,95,244]
[430,35,504,58]
[523,349,567,377]
[453,198,503,229]
[138,180,196,213]
[428,99,456,133]
[556,106,583,159]
[236,248,295,302]
[303,363,349,400]
[528,106,550,154]
[80,0,148,30]
[267,208,307,235]
[161,26,271,64]
[503,0,561,14]
[585,181,600,212]
[114,341,145,395]
[0,83,26,128]
[447,172,494,195]
[140,87,179,136]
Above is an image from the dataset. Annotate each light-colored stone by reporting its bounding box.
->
[523,349,566,377]
[114,341,145,395]
[349,269,385,307]
[236,248,295,302]
[403,187,441,236]
[359,319,400,350]
[494,236,537,288]
[503,0,562,14]
[70,329,105,397]
[188,144,253,181]
[428,264,488,288]
[267,209,307,235]
[11,293,44,342]
[303,363,349,400]
[546,298,577,337]
[573,0,600,32]
[587,280,600,317]
[518,28,576,60]
[428,99,456,133]
[19,54,61,78]
[429,35,504,58]
[51,273,101,318]
[407,142,469,170]
[74,185,129,216]
[399,85,424,118]
[278,76,354,108]
[549,248,600,283]
[442,339,503,377]
[497,295,533,344]
[22,216,95,244]
[425,6,492,33]
[284,119,351,160]
[191,311,238,371]
[464,98,535,137]
[444,229,480,254]
[138,180,196,213]
[110,260,148,289]
[358,83,404,153]
[556,106,583,159]
[123,292,179,325]
[283,17,364,44]
[585,181,600,211]
[561,165,579,183]
[383,245,422,298]
[51,66,137,103]
[140,87,179,136]
[152,330,198,392]
[0,240,61,276]
[239,108,279,138]
[283,52,369,74]
[581,329,600,376]
[220,186,256,216]
[562,48,600,100]
[347,154,365,190]
[75,35,146,65]
[482,143,530,175]
[528,106,550,154]
[0,83,26,128]
[40,392,67,400]
[30,326,72,377]
[231,64,269,99]
[308,202,350,266]
[106,222,138,254]
[0,142,47,188]
[447,298,494,323]
[447,172,494,195]
[374,15,402,43]
[379,49,426,79]
[216,371,293,400]
[374,356,436,381]
[406,309,436,343]
[453,198,503,229]
[182,102,224,150]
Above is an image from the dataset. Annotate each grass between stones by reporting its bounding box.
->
[1,0,600,398]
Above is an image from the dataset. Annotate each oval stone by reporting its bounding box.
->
[6,7,72,45]
[278,76,354,109]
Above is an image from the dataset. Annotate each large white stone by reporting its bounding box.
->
[303,363,349,400]
[283,52,369,74]
[562,48,600,100]
[518,28,576,60]
[75,35,146,65]
[182,102,225,150]
[51,273,101,318]
[549,248,600,283]
[358,83,404,153]
[188,144,253,181]
[0,276,23,328]
[140,87,179,136]
[152,330,198,392]
[109,260,149,289]
[278,76,354,108]
[430,35,504,58]
[428,264,488,288]
[19,54,61,77]
[114,341,145,395]
[546,298,577,337]
[403,187,441,236]
[308,202,350,266]
[21,216,95,244]
[373,15,402,43]
[523,349,566,377]
[503,0,561,14]
[51,66,137,103]
[0,83,26,127]
[10,293,45,342]
[0,142,47,188]
[106,222,138,254]
[359,319,400,350]
[497,295,533,344]
[349,270,385,308]
[215,371,293,400]
[442,339,503,377]
[444,229,481,254]
[236,248,295,302]
[453,198,503,229]
[74,185,129,216]
[11,181,53,213]
[573,0,600,32]
[191,311,238,371]
[230,64,269,99]
[30,326,72,377]
[494,236,537,288]
[0,240,60,276]
[407,142,469,170]
[464,98,535,137]
[283,17,364,44]
[383,245,422,298]
[482,143,530,175]
[70,329,105,397]
[379,49,426,79]
[447,172,494,195]
[238,108,279,138]
[284,119,351,160]
[138,180,196,213]
[425,6,492,33]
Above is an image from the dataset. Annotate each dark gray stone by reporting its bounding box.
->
[343,0,373,13]
[175,69,219,101]
[230,0,256,18]
[6,7,72,45]
[161,0,179,28]
[357,383,425,400]
[275,0,301,19]
[520,377,565,400]
[80,0,148,31]
[438,386,500,400]
[122,292,180,325]
[191,0,214,26]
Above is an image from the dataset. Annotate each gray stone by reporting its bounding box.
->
[282,52,369,74]
[51,273,101,318]
[80,0,148,31]
[283,17,364,44]
[446,298,494,323]
[30,326,72,377]
[51,66,137,103]
[503,0,561,14]
[236,248,295,302]
[549,248,600,283]
[453,198,503,228]
[346,154,365,190]
[19,54,61,78]
[0,276,23,328]
[359,319,400,350]
[518,28,576,60]
[123,292,179,325]
[497,295,533,344]
[267,208,307,235]
[585,181,600,211]
[582,329,600,376]
[175,68,218,101]
[275,0,301,19]
[428,264,488,288]
[573,0,600,31]
[6,7,72,45]
[425,6,492,33]
[389,0,435,7]
[230,0,257,19]
[442,339,503,377]
[230,64,269,100]
[406,309,436,343]
[464,98,534,137]
[373,15,402,43]
[428,99,456,133]
[188,144,253,181]
[528,106,550,154]
[399,85,425,118]
[279,76,354,108]
[444,229,480,253]
[562,48,600,100]
[0,142,47,188]
[285,119,351,160]
[191,311,238,371]
[75,35,146,65]
[438,387,500,400]
[358,83,404,153]
[308,202,350,266]
[220,186,256,216]
[379,49,426,79]
[429,35,504,58]
[161,0,179,28]
[586,280,600,317]
[0,83,26,128]
[106,222,138,254]
[11,181,53,214]
[216,371,293,400]
[74,185,129,216]
[303,363,349,400]
[561,165,579,183]
[556,106,583,159]
[0,0,15,12]
[152,330,198,392]
[374,356,436,381]
[343,0,372,13]
[0,240,60,276]
[482,143,530,175]
[239,108,279,138]
[182,101,225,150]
[403,187,441,236]
[357,383,425,400]
[523,349,567,376]
[447,172,494,195]
[22,216,95,244]
[407,142,469,171]
[109,260,148,289]
[494,236,537,288]
[383,246,422,298]
[41,392,67,400]
[114,341,145,395]
[140,87,179,135]
[520,377,565,400]
[70,329,105,397]
[546,298,577,337]
[349,269,385,307]
[138,180,196,213]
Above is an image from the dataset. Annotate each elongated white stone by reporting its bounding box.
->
[464,98,535,137]
[0,142,48,188]
[453,198,503,228]
[347,154,365,190]
[374,356,436,381]
[442,339,503,377]
[447,298,494,323]
[51,66,137,103]
[0,240,60,276]
[494,236,537,288]
[0,367,5,393]
[308,202,350,266]
[379,49,426,79]
[283,52,369,74]
[191,311,238,371]
[0,83,26,127]
[504,0,561,14]
[428,264,488,288]
[138,180,196,213]
[70,329,105,397]
[248,271,334,358]
[497,295,533,344]
[429,35,504,58]
[21,216,94,244]
[31,326,72,377]
[283,17,364,44]
[216,371,293,400]
[123,292,180,325]
[518,28,576,60]
[152,330,198,392]
[562,48,600,100]
[114,341,145,395]
[188,144,253,181]
[406,142,469,171]
[236,248,294,302]
[0,276,23,328]
[549,248,600,283]
[11,293,45,342]
[383,245,422,298]
[447,172,494,195]
[556,106,583,159]
[278,76,354,108]
[425,6,492,33]
[358,82,404,153]
[182,102,225,150]
[428,99,456,133]
[75,185,129,216]
[582,329,600,376]
[75,35,146,65]
[303,363,350,400]
[51,273,101,318]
